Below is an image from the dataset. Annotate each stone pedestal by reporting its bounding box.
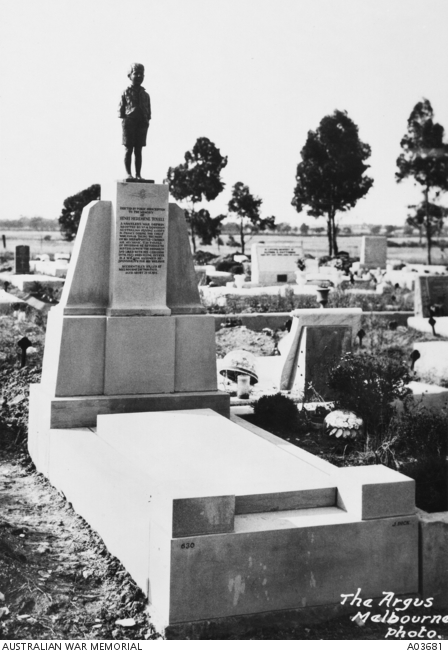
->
[34,182,229,429]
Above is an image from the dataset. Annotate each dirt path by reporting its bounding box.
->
[0,451,160,640]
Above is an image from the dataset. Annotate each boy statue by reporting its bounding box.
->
[119,63,151,181]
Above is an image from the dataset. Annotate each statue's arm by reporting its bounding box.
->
[118,93,127,119]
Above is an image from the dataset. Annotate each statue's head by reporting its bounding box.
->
[128,63,145,86]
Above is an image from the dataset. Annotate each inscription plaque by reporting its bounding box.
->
[109,182,170,316]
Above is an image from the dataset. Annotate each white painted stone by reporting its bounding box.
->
[412,341,448,380]
[108,182,170,316]
[407,381,448,410]
[408,316,448,337]
[360,236,387,269]
[251,243,304,284]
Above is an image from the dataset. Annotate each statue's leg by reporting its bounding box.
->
[135,147,143,178]
[124,147,134,178]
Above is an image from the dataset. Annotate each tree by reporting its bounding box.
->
[276,222,292,233]
[185,209,226,246]
[396,99,448,264]
[292,110,373,256]
[59,184,101,241]
[227,182,275,254]
[384,225,397,236]
[299,222,309,235]
[407,201,448,255]
[166,137,227,252]
[370,225,381,235]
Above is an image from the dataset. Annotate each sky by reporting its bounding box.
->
[1,0,448,227]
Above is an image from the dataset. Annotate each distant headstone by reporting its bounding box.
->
[415,275,448,318]
[14,245,30,274]
[280,309,362,401]
[251,243,304,284]
[360,236,387,269]
[304,325,352,400]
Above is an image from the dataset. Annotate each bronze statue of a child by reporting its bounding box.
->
[119,63,151,180]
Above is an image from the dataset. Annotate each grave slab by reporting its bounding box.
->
[28,408,418,634]
[411,341,448,381]
[406,381,448,410]
[408,316,448,338]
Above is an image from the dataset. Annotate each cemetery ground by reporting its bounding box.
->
[1,312,448,640]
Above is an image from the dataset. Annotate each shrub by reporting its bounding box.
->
[0,315,45,453]
[192,250,216,265]
[27,282,62,304]
[388,400,448,459]
[252,393,298,431]
[390,401,448,511]
[328,352,412,439]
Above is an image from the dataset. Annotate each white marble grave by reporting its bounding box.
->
[251,243,304,284]
[29,408,418,635]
